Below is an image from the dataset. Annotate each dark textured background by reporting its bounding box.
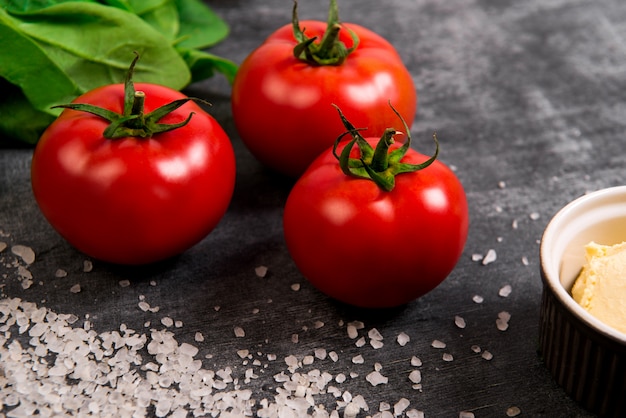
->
[2,0,626,416]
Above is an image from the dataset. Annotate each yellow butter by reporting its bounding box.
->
[571,241,626,335]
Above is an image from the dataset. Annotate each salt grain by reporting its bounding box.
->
[408,370,421,384]
[119,280,131,287]
[255,265,268,278]
[55,269,67,278]
[410,356,422,367]
[368,328,383,341]
[442,353,454,362]
[370,340,384,349]
[397,332,410,346]
[472,295,484,304]
[499,285,512,297]
[352,355,364,364]
[11,245,35,265]
[460,412,475,418]
[70,284,81,293]
[431,340,446,349]
[482,249,497,265]
[529,212,540,220]
[83,260,93,272]
[482,351,493,360]
[234,326,245,337]
[291,283,300,291]
[392,399,409,416]
[454,316,466,329]
[365,371,388,386]
[506,406,522,417]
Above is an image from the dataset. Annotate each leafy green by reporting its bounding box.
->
[0,0,236,144]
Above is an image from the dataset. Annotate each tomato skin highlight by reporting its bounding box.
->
[31,83,236,265]
[283,138,468,308]
[232,21,416,177]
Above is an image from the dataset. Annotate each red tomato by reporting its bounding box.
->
[232,6,416,177]
[283,117,468,308]
[31,79,236,265]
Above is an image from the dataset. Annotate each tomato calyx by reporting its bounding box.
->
[292,0,359,66]
[52,53,209,139]
[332,104,439,192]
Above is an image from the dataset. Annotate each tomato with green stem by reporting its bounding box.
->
[232,0,416,177]
[283,104,468,308]
[31,54,236,265]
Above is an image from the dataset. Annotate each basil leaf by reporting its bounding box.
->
[0,0,98,13]
[174,0,229,49]
[6,2,192,95]
[177,47,238,84]
[0,9,80,112]
[0,80,56,145]
[129,0,180,41]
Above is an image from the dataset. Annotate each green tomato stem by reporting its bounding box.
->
[292,0,359,66]
[332,103,440,192]
[51,52,209,140]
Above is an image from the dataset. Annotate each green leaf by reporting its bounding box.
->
[129,0,180,41]
[0,0,98,13]
[5,2,192,97]
[0,9,80,113]
[174,0,229,49]
[177,47,238,84]
[0,79,56,145]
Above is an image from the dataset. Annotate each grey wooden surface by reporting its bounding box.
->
[2,0,626,416]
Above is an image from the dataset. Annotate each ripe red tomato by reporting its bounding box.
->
[231,2,416,177]
[283,108,468,308]
[31,59,236,265]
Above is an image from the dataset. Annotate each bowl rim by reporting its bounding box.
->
[540,185,626,344]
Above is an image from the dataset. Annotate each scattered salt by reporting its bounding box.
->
[291,283,300,291]
[410,356,422,367]
[443,353,454,362]
[482,351,494,360]
[55,269,67,278]
[472,295,484,304]
[529,212,540,220]
[70,284,81,293]
[83,260,93,272]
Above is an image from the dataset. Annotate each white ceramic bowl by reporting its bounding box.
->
[539,186,626,417]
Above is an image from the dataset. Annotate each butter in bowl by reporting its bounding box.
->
[539,186,626,417]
